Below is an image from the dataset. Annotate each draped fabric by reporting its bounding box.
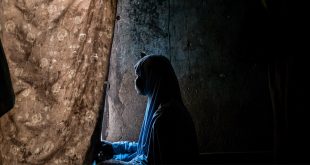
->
[0,0,116,164]
[100,55,198,164]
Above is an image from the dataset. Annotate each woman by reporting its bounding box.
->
[95,55,198,164]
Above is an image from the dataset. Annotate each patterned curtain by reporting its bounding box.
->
[0,0,116,164]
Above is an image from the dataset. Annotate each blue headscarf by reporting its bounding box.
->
[134,55,183,156]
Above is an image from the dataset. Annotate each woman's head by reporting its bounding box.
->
[134,55,181,101]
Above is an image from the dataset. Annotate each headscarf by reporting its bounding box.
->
[134,55,183,156]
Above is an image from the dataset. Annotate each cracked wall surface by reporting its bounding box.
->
[0,0,116,164]
[105,0,273,153]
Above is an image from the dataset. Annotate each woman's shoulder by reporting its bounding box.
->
[153,101,186,125]
[154,102,175,118]
[158,99,184,110]
[152,103,174,126]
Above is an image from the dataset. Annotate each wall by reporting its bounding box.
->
[105,0,273,153]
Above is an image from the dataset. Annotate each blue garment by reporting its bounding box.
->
[112,141,138,162]
[109,75,161,164]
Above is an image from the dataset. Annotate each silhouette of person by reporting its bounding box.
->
[0,39,15,117]
[94,55,198,164]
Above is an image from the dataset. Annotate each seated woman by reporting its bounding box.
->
[95,55,198,164]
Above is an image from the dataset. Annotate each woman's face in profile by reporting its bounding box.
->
[135,73,145,95]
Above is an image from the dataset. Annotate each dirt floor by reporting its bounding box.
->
[0,0,116,164]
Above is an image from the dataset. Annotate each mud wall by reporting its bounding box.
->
[105,0,273,153]
[0,0,116,164]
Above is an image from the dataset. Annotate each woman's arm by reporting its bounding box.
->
[111,141,138,154]
[99,140,138,161]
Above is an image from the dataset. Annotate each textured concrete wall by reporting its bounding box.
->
[0,0,116,164]
[105,0,273,153]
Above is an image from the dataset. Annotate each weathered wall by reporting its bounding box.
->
[105,0,273,153]
[0,0,116,164]
[103,0,168,142]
